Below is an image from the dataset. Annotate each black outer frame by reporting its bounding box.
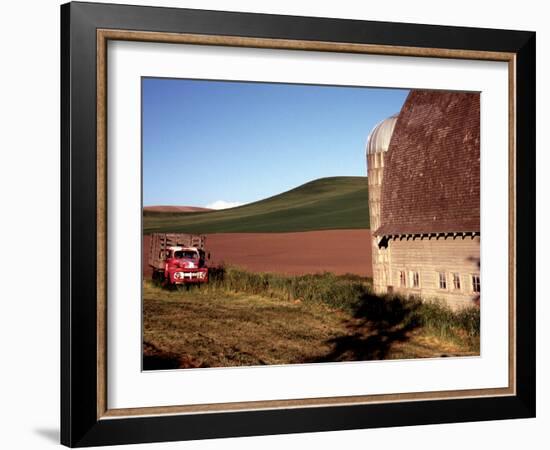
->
[60,1,536,447]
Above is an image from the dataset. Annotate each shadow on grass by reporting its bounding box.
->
[143,342,181,370]
[304,293,422,363]
[143,341,205,370]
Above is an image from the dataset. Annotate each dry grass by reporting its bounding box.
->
[143,283,346,368]
[143,277,479,370]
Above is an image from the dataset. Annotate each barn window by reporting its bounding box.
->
[411,271,420,288]
[453,273,461,290]
[399,270,406,287]
[438,272,447,289]
[472,274,481,293]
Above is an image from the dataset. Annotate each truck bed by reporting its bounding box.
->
[148,233,206,271]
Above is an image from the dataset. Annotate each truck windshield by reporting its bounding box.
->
[174,251,198,259]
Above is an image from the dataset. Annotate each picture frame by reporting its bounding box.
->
[60,1,536,447]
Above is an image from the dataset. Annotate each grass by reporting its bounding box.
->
[143,268,480,369]
[143,176,370,234]
[143,287,346,368]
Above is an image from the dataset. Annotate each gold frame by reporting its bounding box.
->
[96,29,516,420]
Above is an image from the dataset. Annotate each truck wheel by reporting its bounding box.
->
[152,270,164,286]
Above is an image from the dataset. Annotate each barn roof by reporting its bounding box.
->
[376,90,480,236]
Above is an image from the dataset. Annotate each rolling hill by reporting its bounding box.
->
[143,205,212,213]
[143,176,370,234]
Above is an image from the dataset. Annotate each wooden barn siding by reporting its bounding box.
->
[386,236,480,309]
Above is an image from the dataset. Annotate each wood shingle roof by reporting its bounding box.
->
[376,90,480,236]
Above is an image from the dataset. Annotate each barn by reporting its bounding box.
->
[366,90,480,309]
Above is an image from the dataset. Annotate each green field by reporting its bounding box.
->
[143,176,370,234]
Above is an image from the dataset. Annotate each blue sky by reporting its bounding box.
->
[142,78,408,208]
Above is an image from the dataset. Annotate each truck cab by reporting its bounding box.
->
[148,233,210,287]
[163,246,209,285]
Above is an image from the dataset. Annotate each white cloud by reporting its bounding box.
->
[205,200,243,210]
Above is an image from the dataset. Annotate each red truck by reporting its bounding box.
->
[148,233,209,286]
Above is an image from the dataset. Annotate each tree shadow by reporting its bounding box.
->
[304,292,422,363]
[143,342,181,370]
[143,341,206,370]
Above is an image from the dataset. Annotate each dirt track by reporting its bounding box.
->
[143,230,372,277]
